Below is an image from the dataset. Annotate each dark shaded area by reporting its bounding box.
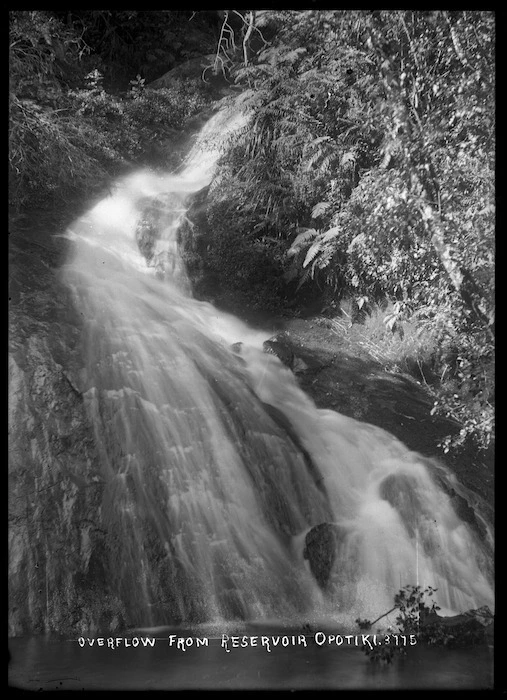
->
[52,10,221,87]
[303,523,339,589]
[379,473,422,539]
[263,335,295,369]
[7,632,494,690]
[434,475,488,542]
[420,607,494,648]
[179,189,326,324]
[259,400,326,495]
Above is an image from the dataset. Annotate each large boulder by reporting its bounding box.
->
[303,523,339,589]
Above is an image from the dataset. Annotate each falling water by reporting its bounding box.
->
[60,107,494,630]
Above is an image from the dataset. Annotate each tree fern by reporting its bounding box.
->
[286,227,318,256]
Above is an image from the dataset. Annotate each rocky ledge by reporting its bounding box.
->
[260,322,494,538]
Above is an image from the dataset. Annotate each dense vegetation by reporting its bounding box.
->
[9,10,494,453]
[9,10,216,211]
[186,10,495,453]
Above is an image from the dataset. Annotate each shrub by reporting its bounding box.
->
[202,10,494,451]
[9,10,213,211]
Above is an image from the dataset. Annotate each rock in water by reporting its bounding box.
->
[420,605,494,645]
[263,335,295,370]
[303,523,338,588]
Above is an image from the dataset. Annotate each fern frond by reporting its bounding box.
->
[296,265,314,290]
[257,47,281,65]
[311,201,332,219]
[287,227,318,256]
[321,226,341,243]
[303,239,323,268]
[279,47,307,64]
[305,135,332,150]
[347,232,366,253]
[316,246,334,270]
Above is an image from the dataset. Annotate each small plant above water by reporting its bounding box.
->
[356,584,491,664]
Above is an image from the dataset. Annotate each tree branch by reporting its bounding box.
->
[442,11,470,69]
[241,10,255,68]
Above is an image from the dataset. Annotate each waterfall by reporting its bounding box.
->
[60,107,494,629]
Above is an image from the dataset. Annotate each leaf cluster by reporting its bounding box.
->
[356,584,487,665]
[9,11,212,211]
[199,10,494,450]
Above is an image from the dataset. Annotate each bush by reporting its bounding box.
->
[182,199,301,316]
[356,584,490,664]
[9,94,111,210]
[200,10,494,451]
[9,10,213,211]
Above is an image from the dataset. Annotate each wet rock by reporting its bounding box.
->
[293,357,309,374]
[420,605,494,645]
[263,334,295,369]
[435,475,488,542]
[303,523,339,589]
[379,473,422,538]
[279,318,494,530]
[260,402,326,494]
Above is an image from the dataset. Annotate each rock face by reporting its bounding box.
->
[9,215,129,637]
[260,320,494,538]
[434,474,489,542]
[263,334,295,369]
[303,523,339,589]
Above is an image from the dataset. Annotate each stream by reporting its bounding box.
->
[9,104,495,690]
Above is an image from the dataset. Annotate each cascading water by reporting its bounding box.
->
[60,107,494,630]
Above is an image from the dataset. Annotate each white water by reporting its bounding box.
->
[60,107,494,629]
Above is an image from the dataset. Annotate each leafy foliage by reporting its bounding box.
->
[180,197,313,317]
[9,10,212,211]
[356,584,490,664]
[198,10,494,451]
[9,9,494,451]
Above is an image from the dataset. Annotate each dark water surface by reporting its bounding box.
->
[8,633,493,691]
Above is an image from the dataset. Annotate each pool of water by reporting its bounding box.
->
[8,632,494,691]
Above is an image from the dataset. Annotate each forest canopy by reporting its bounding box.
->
[9,10,495,453]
